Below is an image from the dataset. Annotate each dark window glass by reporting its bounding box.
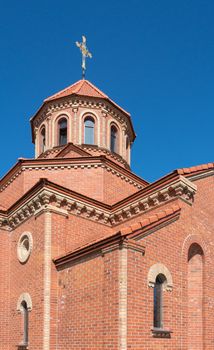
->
[126,135,129,150]
[21,301,29,345]
[58,118,67,145]
[84,118,94,144]
[154,274,165,328]
[41,127,46,153]
[110,125,118,153]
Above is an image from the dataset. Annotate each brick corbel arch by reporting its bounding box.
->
[148,263,173,291]
[181,234,210,263]
[17,293,32,312]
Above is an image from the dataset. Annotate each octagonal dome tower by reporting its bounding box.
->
[30,79,136,168]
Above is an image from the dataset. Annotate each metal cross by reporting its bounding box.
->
[76,35,92,79]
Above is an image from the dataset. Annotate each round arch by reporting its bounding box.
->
[148,263,173,291]
[80,111,100,145]
[52,112,72,146]
[107,118,123,155]
[17,293,32,312]
[37,122,47,155]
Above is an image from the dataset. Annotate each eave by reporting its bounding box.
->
[30,94,136,143]
[53,203,181,269]
[0,155,149,194]
[0,169,195,230]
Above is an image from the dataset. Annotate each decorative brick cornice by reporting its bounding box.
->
[53,204,179,269]
[31,95,135,142]
[0,156,146,193]
[109,176,196,225]
[81,144,130,169]
[0,175,196,231]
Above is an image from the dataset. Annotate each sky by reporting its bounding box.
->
[0,0,214,182]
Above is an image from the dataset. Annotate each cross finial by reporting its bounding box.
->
[76,35,92,79]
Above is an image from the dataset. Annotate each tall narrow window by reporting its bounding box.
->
[84,117,95,144]
[153,274,166,329]
[126,135,129,150]
[41,127,46,153]
[110,125,118,153]
[188,244,204,350]
[21,301,29,345]
[58,118,67,145]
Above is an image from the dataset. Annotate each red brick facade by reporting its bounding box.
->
[0,79,213,349]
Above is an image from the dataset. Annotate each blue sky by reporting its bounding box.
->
[0,0,214,182]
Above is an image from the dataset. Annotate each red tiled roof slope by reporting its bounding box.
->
[177,162,214,175]
[44,79,108,102]
[120,203,181,235]
[44,79,132,119]
[53,203,181,265]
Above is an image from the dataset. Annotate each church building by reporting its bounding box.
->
[0,77,213,350]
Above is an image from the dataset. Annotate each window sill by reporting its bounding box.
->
[151,327,172,338]
[16,343,29,350]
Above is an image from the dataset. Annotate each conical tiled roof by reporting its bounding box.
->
[31,79,135,142]
[44,79,108,101]
[44,79,130,117]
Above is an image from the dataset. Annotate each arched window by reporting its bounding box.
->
[84,117,95,144]
[153,274,166,329]
[17,293,32,346]
[188,243,204,349]
[21,300,29,346]
[110,125,118,153]
[58,118,67,146]
[40,127,46,153]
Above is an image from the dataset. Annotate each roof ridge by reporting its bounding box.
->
[73,79,85,94]
[44,80,83,102]
[83,80,108,98]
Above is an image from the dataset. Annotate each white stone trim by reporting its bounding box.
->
[32,97,134,142]
[72,107,78,144]
[81,110,101,146]
[37,122,48,156]
[0,175,196,230]
[0,162,142,193]
[148,263,173,291]
[51,112,72,146]
[43,211,52,350]
[17,293,32,311]
[17,231,33,263]
[107,118,123,156]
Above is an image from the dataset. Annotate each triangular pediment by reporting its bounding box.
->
[55,143,91,158]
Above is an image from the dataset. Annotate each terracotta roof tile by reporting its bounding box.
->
[177,162,214,175]
[148,215,158,224]
[31,79,136,142]
[130,222,142,232]
[45,79,108,102]
[120,226,132,235]
[156,211,166,220]
[140,218,150,227]
[43,79,132,120]
[166,208,174,215]
[54,203,181,264]
[121,203,181,236]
